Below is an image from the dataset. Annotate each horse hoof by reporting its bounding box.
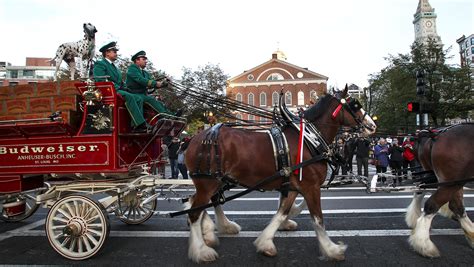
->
[218,221,241,235]
[278,219,298,231]
[189,245,219,263]
[254,238,277,257]
[409,236,440,258]
[318,241,347,261]
[262,248,278,257]
[203,234,219,247]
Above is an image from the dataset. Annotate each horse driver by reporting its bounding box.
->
[93,42,151,133]
[125,51,182,125]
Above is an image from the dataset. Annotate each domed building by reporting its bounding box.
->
[226,50,328,122]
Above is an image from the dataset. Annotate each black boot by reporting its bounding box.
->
[132,122,151,133]
[174,109,183,117]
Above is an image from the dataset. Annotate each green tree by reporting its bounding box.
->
[180,63,230,125]
[368,38,473,134]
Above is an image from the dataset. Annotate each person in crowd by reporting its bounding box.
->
[354,133,371,178]
[167,137,181,179]
[177,137,190,179]
[343,134,356,174]
[402,136,417,176]
[125,50,182,132]
[388,138,404,184]
[374,138,390,178]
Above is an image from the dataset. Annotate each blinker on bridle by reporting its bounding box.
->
[331,97,366,125]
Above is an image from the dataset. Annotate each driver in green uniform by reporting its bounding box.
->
[93,42,153,133]
[125,51,181,122]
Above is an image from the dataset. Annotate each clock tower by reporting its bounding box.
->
[413,0,442,45]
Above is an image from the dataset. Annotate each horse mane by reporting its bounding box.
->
[303,94,333,121]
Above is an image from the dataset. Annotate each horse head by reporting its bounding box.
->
[83,23,97,39]
[304,85,376,136]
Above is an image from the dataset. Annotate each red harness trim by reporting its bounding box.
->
[332,103,343,119]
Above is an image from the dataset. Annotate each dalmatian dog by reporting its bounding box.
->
[52,23,97,80]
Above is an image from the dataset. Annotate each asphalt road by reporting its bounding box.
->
[1,182,473,266]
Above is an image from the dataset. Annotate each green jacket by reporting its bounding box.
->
[93,59,123,89]
[125,64,157,94]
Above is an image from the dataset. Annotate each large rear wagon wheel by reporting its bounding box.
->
[116,189,157,225]
[46,195,110,260]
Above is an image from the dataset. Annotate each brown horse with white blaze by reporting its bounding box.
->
[405,124,474,258]
[184,87,376,263]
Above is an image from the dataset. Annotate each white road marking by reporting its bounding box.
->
[157,194,474,201]
[6,228,465,238]
[0,219,45,242]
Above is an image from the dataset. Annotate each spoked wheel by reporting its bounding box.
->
[46,195,110,260]
[116,189,157,225]
[0,191,41,222]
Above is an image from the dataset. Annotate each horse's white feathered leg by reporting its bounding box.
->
[313,216,347,261]
[458,213,474,249]
[201,211,219,247]
[438,202,454,219]
[254,211,286,257]
[405,192,425,228]
[215,205,241,234]
[409,213,440,257]
[188,212,218,263]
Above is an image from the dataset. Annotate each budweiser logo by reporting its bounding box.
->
[0,144,99,155]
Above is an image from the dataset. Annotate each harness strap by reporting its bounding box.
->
[168,153,328,218]
[419,177,474,189]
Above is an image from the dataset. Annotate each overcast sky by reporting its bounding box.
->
[0,0,472,88]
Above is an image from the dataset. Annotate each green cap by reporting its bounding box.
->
[99,41,118,53]
[131,50,147,61]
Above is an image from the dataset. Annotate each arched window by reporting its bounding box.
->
[266,73,284,81]
[285,92,292,106]
[236,113,242,120]
[236,93,242,102]
[260,92,267,106]
[272,91,279,106]
[248,93,254,106]
[297,91,304,106]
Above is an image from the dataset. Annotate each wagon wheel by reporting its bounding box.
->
[45,195,110,260]
[0,190,42,222]
[116,189,157,225]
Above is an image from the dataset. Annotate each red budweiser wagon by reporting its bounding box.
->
[0,80,186,259]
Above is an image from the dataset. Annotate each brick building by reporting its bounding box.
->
[226,51,328,122]
[1,57,55,86]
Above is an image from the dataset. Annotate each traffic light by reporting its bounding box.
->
[416,70,425,96]
[407,102,420,112]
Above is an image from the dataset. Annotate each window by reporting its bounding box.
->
[9,81,18,87]
[266,73,284,81]
[248,93,254,106]
[471,37,474,45]
[10,70,18,79]
[236,113,242,120]
[471,47,474,54]
[272,92,279,106]
[247,74,254,81]
[23,70,34,78]
[260,92,267,106]
[35,70,55,79]
[260,117,267,122]
[236,93,242,102]
[248,114,255,122]
[297,91,304,106]
[285,92,292,106]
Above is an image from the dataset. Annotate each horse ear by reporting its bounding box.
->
[342,84,348,97]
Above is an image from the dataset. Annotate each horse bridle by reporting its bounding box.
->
[331,96,369,129]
